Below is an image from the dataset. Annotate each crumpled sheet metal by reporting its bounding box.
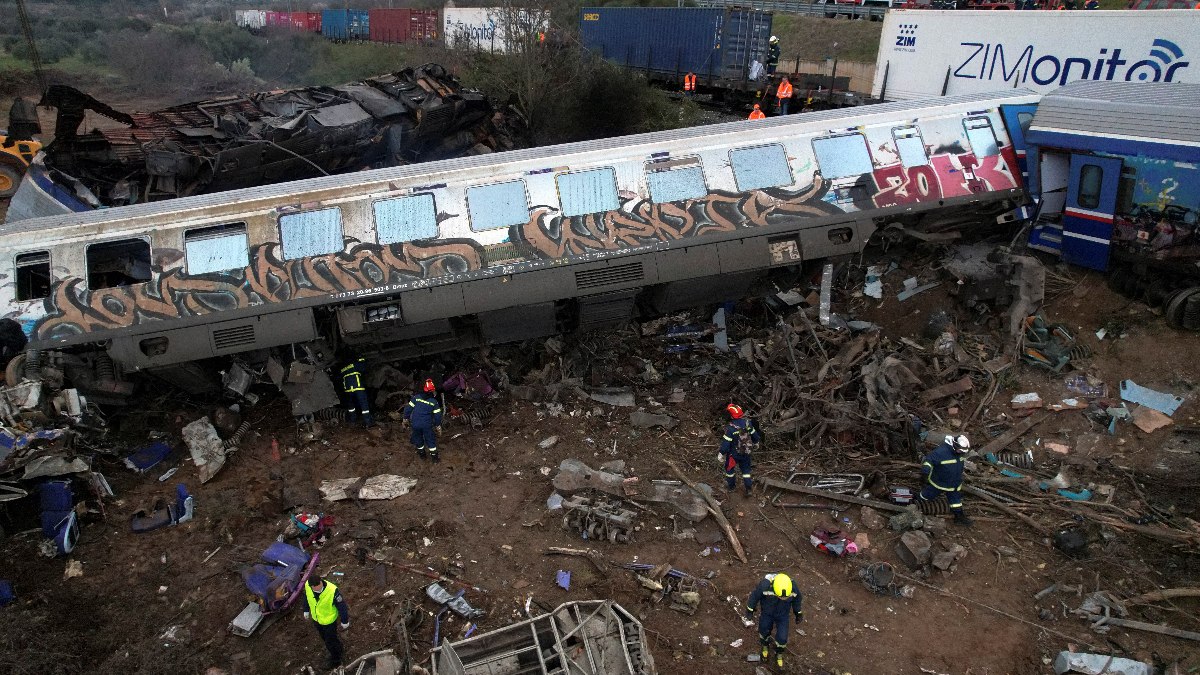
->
[551,459,710,522]
[182,417,226,483]
[320,475,417,501]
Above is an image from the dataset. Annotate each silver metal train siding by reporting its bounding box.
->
[0,90,1036,385]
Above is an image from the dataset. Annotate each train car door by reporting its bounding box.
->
[1062,154,1123,271]
[999,104,1037,183]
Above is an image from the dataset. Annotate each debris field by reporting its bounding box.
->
[0,237,1198,675]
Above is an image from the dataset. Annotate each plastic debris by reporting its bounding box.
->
[1120,380,1183,417]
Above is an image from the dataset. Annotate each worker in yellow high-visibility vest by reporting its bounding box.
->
[303,575,350,669]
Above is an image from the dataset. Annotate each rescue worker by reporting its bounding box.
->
[303,575,350,670]
[404,379,444,462]
[718,403,761,496]
[748,103,766,120]
[339,356,373,427]
[746,572,803,670]
[776,76,794,116]
[683,72,697,98]
[766,35,781,75]
[1084,0,1099,7]
[920,434,973,526]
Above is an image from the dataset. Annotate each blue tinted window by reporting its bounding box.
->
[467,181,529,231]
[964,117,1000,158]
[280,208,344,261]
[730,144,793,191]
[557,168,619,217]
[646,165,707,203]
[812,134,873,180]
[892,127,928,168]
[374,194,438,244]
[185,224,249,274]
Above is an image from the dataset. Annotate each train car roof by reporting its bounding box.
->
[1030,81,1200,150]
[0,88,1038,241]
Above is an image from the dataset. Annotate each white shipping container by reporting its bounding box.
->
[235,9,266,31]
[873,10,1200,101]
[443,7,546,54]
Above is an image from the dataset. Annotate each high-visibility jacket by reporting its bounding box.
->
[748,107,766,120]
[684,73,696,91]
[776,78,793,100]
[340,358,366,393]
[404,394,443,428]
[921,440,965,491]
[305,581,342,625]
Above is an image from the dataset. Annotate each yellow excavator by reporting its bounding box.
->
[0,0,47,198]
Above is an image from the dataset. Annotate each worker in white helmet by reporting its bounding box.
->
[767,35,780,75]
[920,435,973,526]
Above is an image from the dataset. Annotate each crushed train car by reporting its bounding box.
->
[6,64,517,222]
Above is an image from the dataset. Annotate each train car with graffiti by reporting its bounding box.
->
[0,90,1035,389]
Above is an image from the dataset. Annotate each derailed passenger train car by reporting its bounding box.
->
[0,90,1035,388]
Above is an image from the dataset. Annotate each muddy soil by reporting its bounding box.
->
[0,245,1197,675]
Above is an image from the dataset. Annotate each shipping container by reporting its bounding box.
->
[873,9,1200,101]
[369,8,439,44]
[290,11,321,33]
[579,7,772,87]
[444,7,546,54]
[235,9,266,31]
[264,11,290,30]
[322,9,370,41]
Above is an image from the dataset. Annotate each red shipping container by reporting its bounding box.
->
[290,11,320,33]
[369,8,439,44]
[265,11,288,29]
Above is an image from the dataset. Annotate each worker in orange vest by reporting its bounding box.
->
[776,77,793,116]
[748,104,766,120]
[683,72,696,98]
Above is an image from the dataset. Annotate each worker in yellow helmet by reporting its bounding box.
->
[745,572,803,669]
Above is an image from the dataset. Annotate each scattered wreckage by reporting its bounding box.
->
[7,64,522,221]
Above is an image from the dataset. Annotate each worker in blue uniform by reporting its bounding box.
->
[404,379,444,462]
[303,575,350,670]
[339,356,373,428]
[920,434,973,526]
[746,572,803,669]
[766,36,781,75]
[718,403,761,497]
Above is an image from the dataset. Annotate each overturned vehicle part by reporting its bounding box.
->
[432,600,656,675]
[7,64,516,221]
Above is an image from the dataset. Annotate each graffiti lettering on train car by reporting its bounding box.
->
[871,150,1018,209]
[33,240,485,340]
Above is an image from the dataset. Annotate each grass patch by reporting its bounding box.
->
[772,14,883,64]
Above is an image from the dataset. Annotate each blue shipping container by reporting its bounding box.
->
[322,9,370,41]
[579,7,772,85]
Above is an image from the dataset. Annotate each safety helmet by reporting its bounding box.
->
[771,573,793,598]
[949,434,970,453]
[770,35,779,43]
[423,378,436,393]
[726,403,744,419]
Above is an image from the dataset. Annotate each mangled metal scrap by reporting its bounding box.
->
[14,64,518,216]
[551,458,712,522]
[432,600,656,675]
[561,495,636,543]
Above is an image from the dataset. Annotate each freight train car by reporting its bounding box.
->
[369,8,439,44]
[579,7,773,99]
[289,11,321,34]
[322,9,370,42]
[0,90,1035,390]
[234,9,265,32]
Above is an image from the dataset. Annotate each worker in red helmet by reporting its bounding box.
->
[717,403,762,497]
[404,378,444,462]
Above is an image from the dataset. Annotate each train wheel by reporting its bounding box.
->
[1164,287,1200,330]
[0,163,23,199]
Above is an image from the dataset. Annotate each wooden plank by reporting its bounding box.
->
[920,376,974,403]
[977,413,1049,456]
[1087,614,1200,643]
[760,478,906,513]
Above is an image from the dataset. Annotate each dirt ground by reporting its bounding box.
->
[1,239,1198,675]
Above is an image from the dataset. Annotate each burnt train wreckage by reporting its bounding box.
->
[0,90,1035,404]
[6,64,513,221]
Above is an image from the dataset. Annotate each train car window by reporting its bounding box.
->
[374,194,438,244]
[645,163,707,203]
[15,251,51,301]
[812,134,873,180]
[1116,166,1137,216]
[891,127,929,168]
[1078,164,1104,210]
[963,117,1000,158]
[87,239,152,290]
[556,168,620,217]
[467,180,530,231]
[184,223,249,275]
[279,207,344,261]
[730,144,793,191]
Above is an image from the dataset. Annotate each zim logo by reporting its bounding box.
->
[895,24,917,48]
[954,37,1189,87]
[583,13,599,20]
